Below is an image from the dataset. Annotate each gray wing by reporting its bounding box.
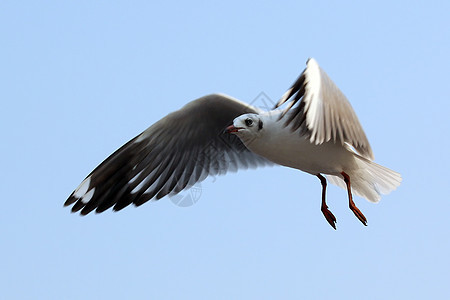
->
[65,94,272,215]
[275,58,374,160]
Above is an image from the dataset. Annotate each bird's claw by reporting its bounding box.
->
[321,206,337,230]
[350,205,367,226]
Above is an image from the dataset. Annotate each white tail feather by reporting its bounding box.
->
[327,156,402,203]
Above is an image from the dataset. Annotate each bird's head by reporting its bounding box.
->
[226,113,264,144]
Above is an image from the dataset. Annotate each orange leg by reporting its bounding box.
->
[341,172,367,226]
[317,174,337,230]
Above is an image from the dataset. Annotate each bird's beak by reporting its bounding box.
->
[225,125,242,133]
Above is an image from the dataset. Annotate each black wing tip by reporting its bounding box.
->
[112,199,133,212]
[64,196,92,215]
[64,193,155,215]
[64,199,74,207]
[70,200,85,213]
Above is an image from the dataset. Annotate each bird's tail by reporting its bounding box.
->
[326,155,402,203]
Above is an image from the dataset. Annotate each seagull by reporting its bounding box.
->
[65,58,401,229]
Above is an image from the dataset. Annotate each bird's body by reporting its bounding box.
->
[65,58,401,228]
[240,111,357,176]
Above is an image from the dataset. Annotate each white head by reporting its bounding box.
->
[226,113,264,145]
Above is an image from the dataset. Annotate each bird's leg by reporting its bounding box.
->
[317,174,337,230]
[341,172,367,226]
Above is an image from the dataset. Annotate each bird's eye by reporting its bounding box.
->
[245,118,253,127]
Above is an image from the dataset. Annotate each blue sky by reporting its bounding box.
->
[1,1,449,299]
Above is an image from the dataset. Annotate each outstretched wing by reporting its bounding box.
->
[275,58,374,160]
[65,94,272,215]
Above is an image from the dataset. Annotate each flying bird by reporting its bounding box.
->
[65,58,401,229]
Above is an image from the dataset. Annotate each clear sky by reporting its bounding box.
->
[1,1,449,299]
